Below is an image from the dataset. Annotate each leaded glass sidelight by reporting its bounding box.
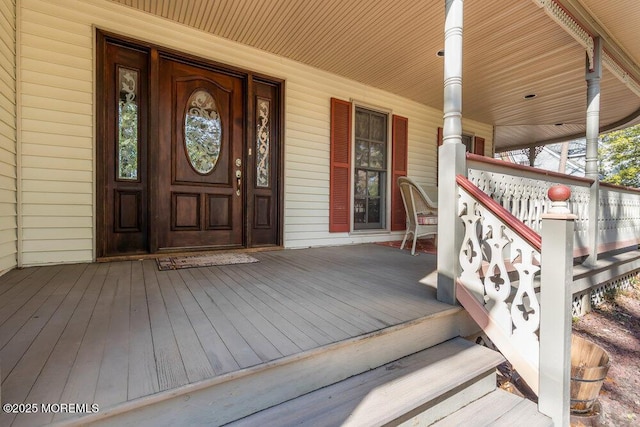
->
[184,89,222,174]
[256,98,270,187]
[117,68,139,180]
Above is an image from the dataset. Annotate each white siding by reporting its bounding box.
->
[18,1,92,265]
[0,0,15,271]
[18,0,493,263]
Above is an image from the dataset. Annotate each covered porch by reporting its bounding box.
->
[0,244,467,426]
[0,0,638,425]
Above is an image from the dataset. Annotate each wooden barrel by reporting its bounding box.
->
[570,335,610,414]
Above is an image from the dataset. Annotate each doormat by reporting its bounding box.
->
[375,239,437,254]
[156,253,260,271]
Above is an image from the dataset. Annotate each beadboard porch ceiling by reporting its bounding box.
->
[108,0,640,151]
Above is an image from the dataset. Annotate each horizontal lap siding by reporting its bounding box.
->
[20,0,92,265]
[19,0,492,262]
[0,0,15,271]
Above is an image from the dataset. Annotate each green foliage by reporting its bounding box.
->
[599,124,640,188]
[603,286,620,302]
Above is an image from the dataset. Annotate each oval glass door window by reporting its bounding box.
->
[184,89,222,174]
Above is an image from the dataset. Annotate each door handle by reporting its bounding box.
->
[236,170,241,196]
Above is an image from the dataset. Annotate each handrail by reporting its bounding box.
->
[468,153,640,194]
[600,181,640,194]
[456,175,541,251]
[466,153,595,185]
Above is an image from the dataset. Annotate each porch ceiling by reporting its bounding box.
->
[109,0,640,151]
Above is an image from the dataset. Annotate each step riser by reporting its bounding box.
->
[59,310,463,427]
[229,337,505,427]
[397,372,496,426]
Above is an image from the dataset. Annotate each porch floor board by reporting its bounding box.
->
[0,244,448,426]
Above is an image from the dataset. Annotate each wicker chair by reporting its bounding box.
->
[398,176,438,255]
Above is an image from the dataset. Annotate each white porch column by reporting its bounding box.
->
[529,147,536,167]
[585,37,602,266]
[437,0,466,305]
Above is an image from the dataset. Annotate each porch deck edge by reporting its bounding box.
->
[50,306,464,427]
[572,249,640,293]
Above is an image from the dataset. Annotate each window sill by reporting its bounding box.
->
[349,230,392,236]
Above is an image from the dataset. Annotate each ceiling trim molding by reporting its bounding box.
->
[533,0,594,69]
[535,0,640,99]
[603,50,640,97]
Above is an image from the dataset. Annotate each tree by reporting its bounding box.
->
[599,124,640,188]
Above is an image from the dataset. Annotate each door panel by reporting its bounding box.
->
[250,80,281,247]
[97,39,149,257]
[157,57,244,250]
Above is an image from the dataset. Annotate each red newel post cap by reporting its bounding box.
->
[547,184,571,214]
[548,184,571,202]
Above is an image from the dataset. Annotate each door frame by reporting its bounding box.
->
[96,30,284,258]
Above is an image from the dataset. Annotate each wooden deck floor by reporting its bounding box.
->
[0,244,450,426]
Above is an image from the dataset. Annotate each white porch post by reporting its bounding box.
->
[437,0,466,305]
[539,185,575,427]
[529,147,536,167]
[585,37,602,267]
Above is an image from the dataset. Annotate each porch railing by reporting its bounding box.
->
[466,153,640,258]
[456,174,542,393]
[455,174,575,424]
[599,182,640,251]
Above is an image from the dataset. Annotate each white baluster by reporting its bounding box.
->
[483,216,512,333]
[510,242,541,364]
[458,192,484,299]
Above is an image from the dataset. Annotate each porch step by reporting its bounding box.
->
[226,337,507,426]
[432,389,552,426]
[53,307,468,427]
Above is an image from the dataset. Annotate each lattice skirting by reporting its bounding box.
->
[572,269,640,316]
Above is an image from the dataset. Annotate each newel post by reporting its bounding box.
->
[539,185,575,427]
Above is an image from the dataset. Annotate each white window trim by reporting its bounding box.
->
[349,100,393,234]
[462,132,475,153]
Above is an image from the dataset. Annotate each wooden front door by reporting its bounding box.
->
[156,57,244,251]
[97,32,282,258]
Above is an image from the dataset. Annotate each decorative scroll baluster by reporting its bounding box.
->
[513,184,523,221]
[458,193,484,298]
[457,175,543,391]
[510,245,540,362]
[458,180,542,344]
[482,215,512,333]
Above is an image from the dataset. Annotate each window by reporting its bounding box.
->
[437,127,485,156]
[353,107,387,229]
[329,98,408,233]
[461,134,474,153]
